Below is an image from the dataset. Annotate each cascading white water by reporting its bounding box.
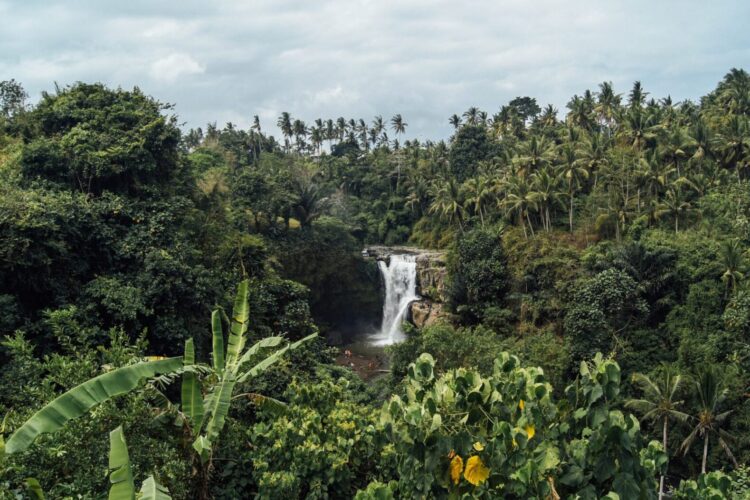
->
[370,254,418,346]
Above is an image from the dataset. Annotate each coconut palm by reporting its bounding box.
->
[719,239,745,295]
[680,368,739,474]
[391,114,407,136]
[462,175,493,227]
[620,106,660,152]
[626,366,689,500]
[718,115,750,181]
[558,142,589,231]
[577,132,610,188]
[628,81,648,109]
[277,112,293,152]
[500,174,538,239]
[539,104,558,130]
[449,114,462,130]
[530,166,563,232]
[514,135,555,177]
[463,107,480,126]
[429,177,466,233]
[596,81,622,133]
[656,187,696,233]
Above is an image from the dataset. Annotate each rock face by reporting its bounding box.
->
[364,246,449,329]
[409,300,446,329]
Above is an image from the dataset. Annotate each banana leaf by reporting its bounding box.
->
[6,357,182,454]
[225,280,250,367]
[180,339,203,428]
[25,478,45,500]
[211,310,225,373]
[237,333,317,383]
[139,476,171,500]
[108,426,135,500]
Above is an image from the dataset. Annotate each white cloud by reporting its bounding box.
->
[0,0,748,139]
[149,53,205,83]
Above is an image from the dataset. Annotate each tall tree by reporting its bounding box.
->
[626,366,689,500]
[680,368,739,474]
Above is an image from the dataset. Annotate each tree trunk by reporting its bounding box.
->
[526,211,535,237]
[660,417,668,500]
[702,433,709,474]
[569,191,574,232]
[675,216,679,234]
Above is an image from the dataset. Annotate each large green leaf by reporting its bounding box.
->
[25,478,45,499]
[225,280,250,367]
[211,310,225,373]
[196,373,236,460]
[236,336,284,369]
[108,426,135,500]
[139,476,171,500]
[237,333,317,383]
[6,357,182,454]
[181,339,203,428]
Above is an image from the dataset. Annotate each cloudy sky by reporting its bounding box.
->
[1,0,748,140]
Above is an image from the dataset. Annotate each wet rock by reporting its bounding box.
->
[409,300,446,329]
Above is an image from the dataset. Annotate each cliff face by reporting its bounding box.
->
[364,246,449,328]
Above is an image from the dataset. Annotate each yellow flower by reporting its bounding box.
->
[464,455,490,486]
[518,399,525,411]
[525,424,536,440]
[473,441,484,451]
[449,455,464,485]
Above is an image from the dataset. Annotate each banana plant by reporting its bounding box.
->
[108,426,171,500]
[183,279,317,462]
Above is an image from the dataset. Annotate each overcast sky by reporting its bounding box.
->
[1,0,748,140]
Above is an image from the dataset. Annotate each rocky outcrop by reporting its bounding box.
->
[409,300,446,329]
[364,245,449,329]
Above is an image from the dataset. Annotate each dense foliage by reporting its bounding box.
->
[1,69,749,498]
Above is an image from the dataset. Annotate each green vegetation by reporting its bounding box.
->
[1,70,749,497]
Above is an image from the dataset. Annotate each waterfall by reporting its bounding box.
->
[371,254,418,346]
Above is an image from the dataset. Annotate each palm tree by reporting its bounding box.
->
[292,119,308,152]
[620,106,660,152]
[558,142,589,231]
[566,92,596,131]
[336,117,347,141]
[429,177,466,233]
[680,368,739,474]
[596,81,622,133]
[718,115,750,182]
[463,107,480,126]
[530,167,563,232]
[357,118,369,151]
[391,114,407,136]
[626,366,689,500]
[514,135,555,177]
[449,114,462,130]
[539,104,558,129]
[462,175,493,227]
[277,112,293,152]
[577,132,610,188]
[628,81,648,109]
[720,239,745,296]
[656,187,696,233]
[310,126,323,155]
[325,119,335,149]
[500,174,538,239]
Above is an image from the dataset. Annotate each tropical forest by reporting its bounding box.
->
[1,67,750,499]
